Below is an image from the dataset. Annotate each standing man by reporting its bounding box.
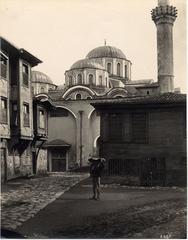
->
[88,153,105,200]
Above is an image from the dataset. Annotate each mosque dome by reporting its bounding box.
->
[31,71,54,85]
[86,46,126,59]
[70,59,105,70]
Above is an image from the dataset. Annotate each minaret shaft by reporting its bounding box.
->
[151,2,177,93]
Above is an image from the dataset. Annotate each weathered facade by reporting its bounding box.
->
[0,37,53,182]
[91,93,186,186]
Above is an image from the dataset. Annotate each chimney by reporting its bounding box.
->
[151,0,177,93]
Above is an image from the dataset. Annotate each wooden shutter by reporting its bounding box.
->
[132,113,147,143]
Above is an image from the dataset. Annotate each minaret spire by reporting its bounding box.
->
[104,39,107,46]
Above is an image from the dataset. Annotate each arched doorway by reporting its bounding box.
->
[93,135,101,155]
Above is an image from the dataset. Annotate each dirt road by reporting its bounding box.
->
[17,178,186,239]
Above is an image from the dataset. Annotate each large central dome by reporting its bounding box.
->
[86,46,126,59]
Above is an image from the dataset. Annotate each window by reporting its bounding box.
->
[107,63,112,74]
[99,76,102,85]
[22,63,29,86]
[105,112,148,143]
[86,96,92,100]
[125,65,127,78]
[1,54,7,79]
[147,91,150,95]
[76,93,82,100]
[23,103,30,127]
[69,76,73,86]
[77,74,82,85]
[0,98,8,124]
[132,113,147,143]
[39,110,45,129]
[89,74,94,85]
[108,114,123,141]
[41,87,45,93]
[117,63,120,76]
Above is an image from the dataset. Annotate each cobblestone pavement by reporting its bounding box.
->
[1,172,89,230]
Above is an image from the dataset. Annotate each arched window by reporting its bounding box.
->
[99,76,102,85]
[41,87,44,93]
[76,93,82,100]
[107,63,112,74]
[117,63,120,76]
[77,74,82,85]
[125,65,127,78]
[86,96,92,100]
[89,74,94,85]
[69,76,73,86]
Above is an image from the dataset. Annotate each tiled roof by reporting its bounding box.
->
[48,89,67,101]
[91,92,186,106]
[127,79,154,85]
[44,139,71,147]
[1,37,42,67]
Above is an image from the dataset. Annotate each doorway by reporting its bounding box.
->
[51,149,67,172]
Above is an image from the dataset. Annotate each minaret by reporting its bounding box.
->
[151,0,177,93]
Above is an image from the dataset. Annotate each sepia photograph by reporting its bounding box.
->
[0,0,186,238]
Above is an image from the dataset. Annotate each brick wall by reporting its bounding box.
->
[100,105,186,186]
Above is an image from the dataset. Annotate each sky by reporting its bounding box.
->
[0,0,186,92]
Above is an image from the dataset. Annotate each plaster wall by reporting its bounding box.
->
[37,148,48,175]
[48,100,100,168]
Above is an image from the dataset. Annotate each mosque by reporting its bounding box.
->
[1,0,185,186]
[31,0,183,176]
[32,44,163,172]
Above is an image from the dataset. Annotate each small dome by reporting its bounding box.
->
[70,59,105,70]
[86,46,126,59]
[31,71,54,85]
